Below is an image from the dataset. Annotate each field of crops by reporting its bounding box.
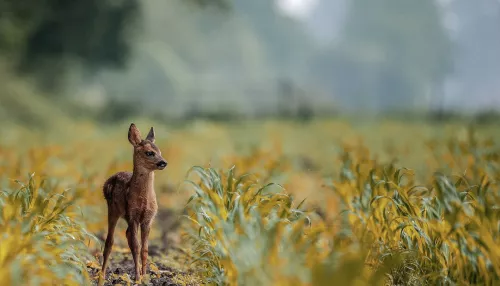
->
[0,118,499,285]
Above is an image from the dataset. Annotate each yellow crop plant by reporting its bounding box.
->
[184,128,500,285]
[0,121,498,285]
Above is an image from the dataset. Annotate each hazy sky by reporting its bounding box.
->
[276,0,318,19]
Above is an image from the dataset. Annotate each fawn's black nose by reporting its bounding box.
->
[157,161,167,168]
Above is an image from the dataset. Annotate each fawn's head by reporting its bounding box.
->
[128,123,167,171]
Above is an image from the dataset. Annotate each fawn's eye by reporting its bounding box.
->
[145,151,155,157]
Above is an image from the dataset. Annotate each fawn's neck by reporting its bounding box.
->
[130,165,155,195]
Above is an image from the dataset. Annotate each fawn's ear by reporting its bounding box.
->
[128,123,142,146]
[146,127,155,143]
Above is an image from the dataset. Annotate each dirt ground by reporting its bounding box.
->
[86,209,201,286]
[87,246,200,286]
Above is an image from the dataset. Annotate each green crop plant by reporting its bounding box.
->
[0,173,98,285]
[184,129,500,285]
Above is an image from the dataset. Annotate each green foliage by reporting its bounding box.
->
[336,141,500,284]
[0,173,98,285]
[0,0,466,119]
[0,0,139,74]
[183,165,375,285]
[0,64,72,128]
[94,0,320,120]
[0,0,232,92]
[184,129,500,285]
[1,119,499,285]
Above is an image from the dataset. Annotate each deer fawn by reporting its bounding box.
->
[100,123,167,282]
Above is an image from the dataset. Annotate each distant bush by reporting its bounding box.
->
[98,98,144,123]
[473,109,500,124]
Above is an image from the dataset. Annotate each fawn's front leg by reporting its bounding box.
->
[126,222,141,281]
[140,222,152,276]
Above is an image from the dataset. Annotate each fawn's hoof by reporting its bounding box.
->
[97,272,105,286]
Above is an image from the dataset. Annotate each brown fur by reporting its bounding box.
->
[100,123,167,283]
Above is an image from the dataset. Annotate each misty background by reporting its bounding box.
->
[1,0,499,126]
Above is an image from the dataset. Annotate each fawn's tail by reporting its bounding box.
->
[102,172,132,202]
[103,175,117,201]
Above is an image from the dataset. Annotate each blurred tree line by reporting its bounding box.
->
[310,0,452,112]
[0,0,498,124]
[0,0,227,87]
[0,0,139,86]
[447,0,500,111]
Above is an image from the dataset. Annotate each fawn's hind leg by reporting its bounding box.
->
[101,210,120,279]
